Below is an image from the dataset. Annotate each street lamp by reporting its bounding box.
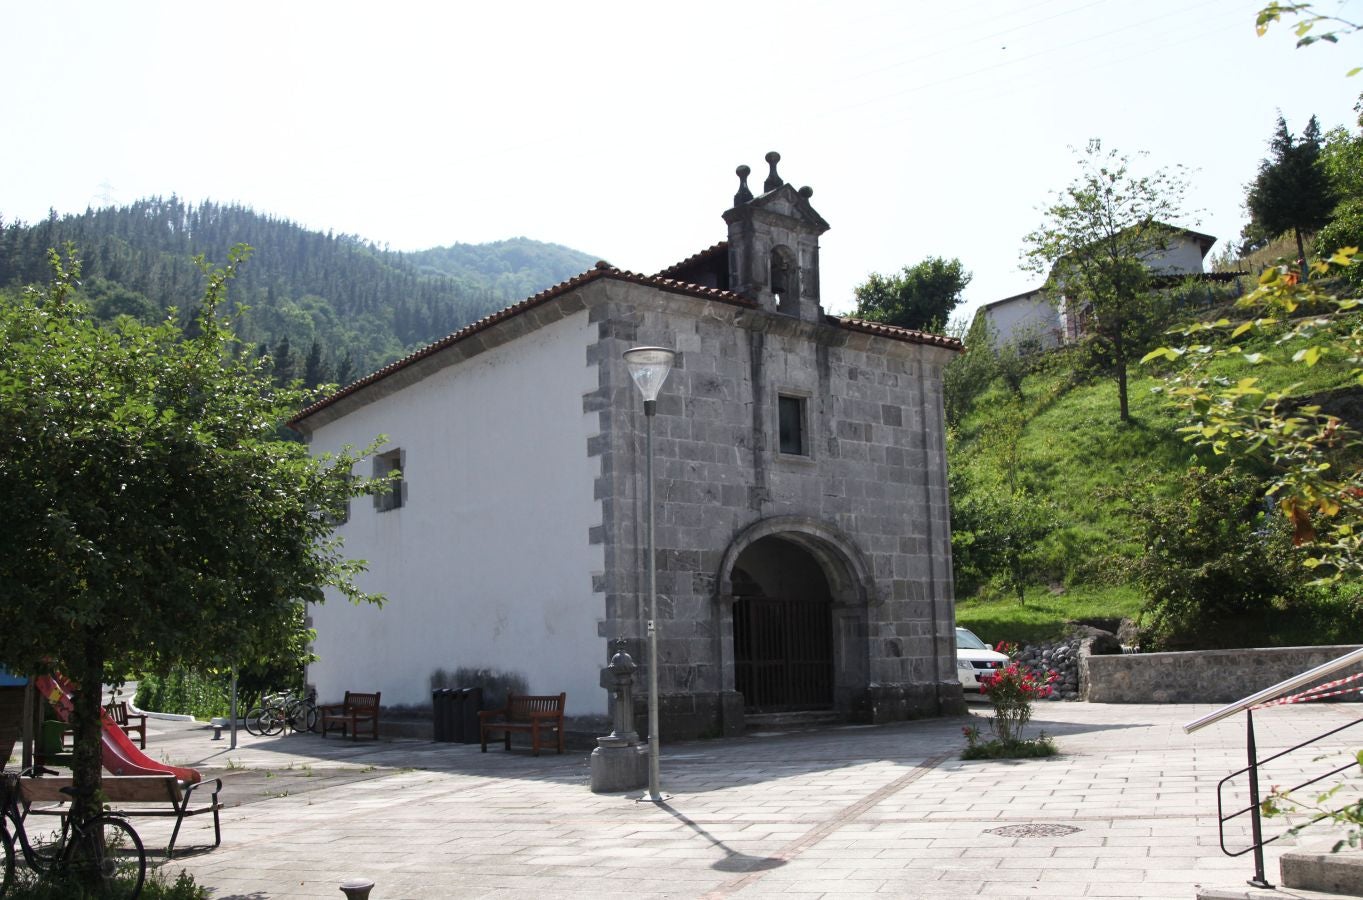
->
[622,345,675,803]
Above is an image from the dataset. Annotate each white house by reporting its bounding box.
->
[291,153,964,737]
[978,227,1219,350]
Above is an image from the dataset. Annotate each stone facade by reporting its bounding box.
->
[292,154,964,737]
[589,281,961,735]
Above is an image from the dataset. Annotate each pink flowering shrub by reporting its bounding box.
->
[967,663,1060,755]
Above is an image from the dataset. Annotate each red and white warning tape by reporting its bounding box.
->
[1255,669,1363,707]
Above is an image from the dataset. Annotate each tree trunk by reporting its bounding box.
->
[1115,345,1130,422]
[1295,228,1309,281]
[70,639,105,826]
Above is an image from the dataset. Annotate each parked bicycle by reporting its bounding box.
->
[1,772,146,898]
[244,689,317,736]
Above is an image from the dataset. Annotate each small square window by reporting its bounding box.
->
[778,395,807,456]
[373,449,403,512]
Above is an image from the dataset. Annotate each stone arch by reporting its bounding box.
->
[715,516,875,718]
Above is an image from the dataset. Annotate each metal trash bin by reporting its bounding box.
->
[458,687,483,744]
[447,689,466,743]
[432,689,451,742]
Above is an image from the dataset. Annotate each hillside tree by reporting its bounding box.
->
[851,256,971,332]
[1245,114,1337,278]
[1023,139,1191,422]
[0,245,389,826]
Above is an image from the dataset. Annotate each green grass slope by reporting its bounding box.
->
[950,322,1362,646]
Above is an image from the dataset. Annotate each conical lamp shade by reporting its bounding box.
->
[623,347,676,402]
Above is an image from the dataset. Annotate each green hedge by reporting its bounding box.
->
[134,669,231,720]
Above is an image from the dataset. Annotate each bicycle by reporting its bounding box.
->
[245,689,316,736]
[1,772,146,899]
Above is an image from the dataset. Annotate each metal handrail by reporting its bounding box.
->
[1184,645,1363,889]
[1216,715,1363,856]
[1183,646,1363,734]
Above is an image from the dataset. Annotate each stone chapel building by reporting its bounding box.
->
[291,153,964,737]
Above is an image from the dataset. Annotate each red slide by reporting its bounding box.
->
[34,672,202,784]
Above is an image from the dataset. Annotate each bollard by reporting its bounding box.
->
[210,718,227,740]
[339,878,374,899]
[591,640,648,793]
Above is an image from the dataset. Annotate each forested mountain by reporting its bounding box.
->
[0,198,597,385]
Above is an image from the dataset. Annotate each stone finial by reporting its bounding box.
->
[610,638,636,673]
[763,151,783,192]
[798,186,813,200]
[733,165,753,205]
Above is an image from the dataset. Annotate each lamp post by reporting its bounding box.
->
[622,345,675,803]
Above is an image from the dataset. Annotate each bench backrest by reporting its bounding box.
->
[105,701,130,726]
[505,693,566,720]
[343,691,380,712]
[19,775,182,806]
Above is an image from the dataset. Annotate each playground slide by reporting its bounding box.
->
[34,672,202,784]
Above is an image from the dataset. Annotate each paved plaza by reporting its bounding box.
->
[106,700,1362,899]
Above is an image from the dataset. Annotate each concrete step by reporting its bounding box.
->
[1198,851,1363,900]
[744,710,843,732]
[1199,888,1356,900]
[1282,851,1363,897]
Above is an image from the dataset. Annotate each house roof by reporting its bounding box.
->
[289,258,961,428]
[655,242,728,280]
[976,286,1047,313]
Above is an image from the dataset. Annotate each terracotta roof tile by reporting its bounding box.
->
[655,242,728,279]
[828,315,963,351]
[291,266,961,428]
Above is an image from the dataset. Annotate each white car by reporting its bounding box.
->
[956,626,1009,691]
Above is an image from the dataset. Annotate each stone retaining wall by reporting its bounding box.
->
[1081,644,1363,704]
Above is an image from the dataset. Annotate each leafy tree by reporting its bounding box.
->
[950,404,1058,602]
[1256,2,1362,75]
[0,246,388,825]
[1023,139,1191,422]
[271,334,296,386]
[1245,115,1337,278]
[952,484,1058,605]
[942,316,999,425]
[851,257,971,331]
[1315,96,1363,286]
[1145,249,1363,579]
[1135,465,1303,650]
[302,339,329,389]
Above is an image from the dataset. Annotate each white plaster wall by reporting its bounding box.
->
[305,310,605,714]
[982,293,1062,350]
[1143,235,1207,275]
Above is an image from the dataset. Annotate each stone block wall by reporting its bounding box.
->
[1082,644,1363,704]
[588,281,962,736]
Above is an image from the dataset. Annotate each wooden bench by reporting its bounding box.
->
[478,692,565,756]
[19,774,222,858]
[105,701,147,749]
[319,691,381,740]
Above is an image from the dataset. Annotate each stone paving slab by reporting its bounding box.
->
[28,699,1363,898]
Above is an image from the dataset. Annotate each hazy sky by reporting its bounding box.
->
[3,1,1361,324]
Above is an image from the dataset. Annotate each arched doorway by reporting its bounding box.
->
[717,518,874,718]
[731,537,834,712]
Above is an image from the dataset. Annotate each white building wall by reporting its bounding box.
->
[306,310,605,713]
[1143,234,1207,275]
[981,292,1062,350]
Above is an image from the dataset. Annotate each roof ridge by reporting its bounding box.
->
[829,315,963,350]
[290,264,756,425]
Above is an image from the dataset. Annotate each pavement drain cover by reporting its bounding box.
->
[985,823,1082,838]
